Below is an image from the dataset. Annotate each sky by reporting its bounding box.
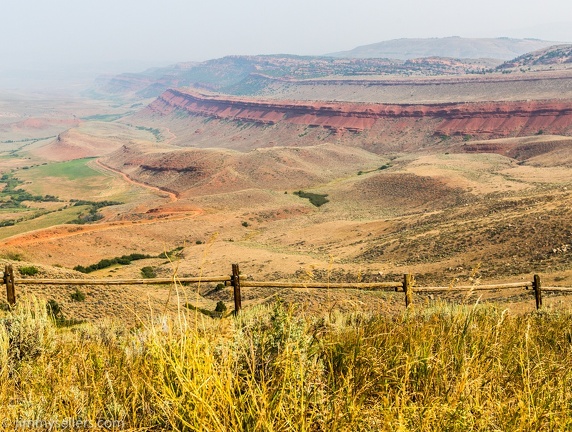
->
[2,0,572,88]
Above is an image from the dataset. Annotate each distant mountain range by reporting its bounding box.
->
[327,37,559,60]
[89,37,571,100]
[89,55,495,99]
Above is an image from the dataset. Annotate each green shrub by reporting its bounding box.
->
[73,253,153,273]
[242,221,249,227]
[214,301,227,314]
[293,190,329,207]
[19,266,38,276]
[46,299,63,320]
[141,266,157,279]
[70,288,86,302]
[158,247,184,259]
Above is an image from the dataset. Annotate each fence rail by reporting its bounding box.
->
[12,276,230,285]
[3,264,571,313]
[240,281,402,290]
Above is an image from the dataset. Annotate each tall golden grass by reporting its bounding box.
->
[1,297,572,430]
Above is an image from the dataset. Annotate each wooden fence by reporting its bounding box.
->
[3,264,571,313]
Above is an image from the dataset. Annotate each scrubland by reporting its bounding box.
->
[1,295,572,431]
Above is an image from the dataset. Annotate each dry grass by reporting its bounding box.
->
[1,295,572,430]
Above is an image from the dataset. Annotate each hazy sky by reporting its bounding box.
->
[2,0,572,86]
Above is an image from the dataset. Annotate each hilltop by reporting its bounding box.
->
[498,44,572,69]
[328,37,559,60]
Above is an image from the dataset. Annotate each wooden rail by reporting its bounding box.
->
[3,264,571,313]
[12,276,230,285]
[414,282,533,292]
[240,281,402,290]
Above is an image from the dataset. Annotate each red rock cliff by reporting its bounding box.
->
[145,89,572,137]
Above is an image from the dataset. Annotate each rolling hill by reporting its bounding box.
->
[498,44,572,69]
[328,37,559,60]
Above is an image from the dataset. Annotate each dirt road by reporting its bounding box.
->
[95,159,178,202]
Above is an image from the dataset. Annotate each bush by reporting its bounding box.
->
[141,266,157,279]
[46,299,63,320]
[241,221,249,227]
[214,301,227,314]
[3,299,54,364]
[293,190,329,207]
[19,266,38,276]
[70,288,86,302]
[158,247,184,259]
[73,253,153,273]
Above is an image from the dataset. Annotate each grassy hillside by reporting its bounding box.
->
[1,298,571,430]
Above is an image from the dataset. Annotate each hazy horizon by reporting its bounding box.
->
[3,0,572,90]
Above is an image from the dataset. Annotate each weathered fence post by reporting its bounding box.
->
[533,274,542,310]
[4,264,16,306]
[231,263,242,314]
[403,273,413,308]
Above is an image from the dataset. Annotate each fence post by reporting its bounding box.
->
[231,263,242,314]
[533,274,542,310]
[5,264,16,306]
[403,274,413,308]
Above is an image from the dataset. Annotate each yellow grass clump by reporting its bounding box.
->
[1,296,572,430]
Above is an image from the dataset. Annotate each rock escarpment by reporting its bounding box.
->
[145,89,572,138]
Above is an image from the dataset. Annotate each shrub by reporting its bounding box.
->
[73,253,153,273]
[70,288,86,302]
[46,299,63,320]
[241,221,249,227]
[141,266,157,279]
[3,298,54,364]
[19,266,38,276]
[158,247,184,259]
[293,190,329,207]
[214,301,227,314]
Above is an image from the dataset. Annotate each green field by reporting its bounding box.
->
[15,158,134,201]
[27,158,101,181]
[0,205,89,240]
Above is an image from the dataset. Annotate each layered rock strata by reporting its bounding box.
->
[145,89,572,137]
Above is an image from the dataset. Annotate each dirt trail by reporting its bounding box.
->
[95,159,178,202]
[3,211,203,247]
